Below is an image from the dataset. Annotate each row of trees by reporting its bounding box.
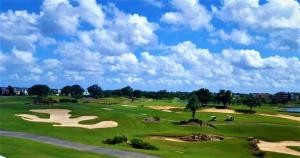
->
[186,88,261,120]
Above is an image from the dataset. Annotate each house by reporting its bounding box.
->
[83,90,90,96]
[51,89,61,96]
[0,87,28,95]
[290,92,300,100]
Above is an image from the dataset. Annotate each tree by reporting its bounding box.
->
[195,88,212,106]
[242,96,261,111]
[70,85,84,97]
[120,86,133,97]
[133,90,142,98]
[7,85,15,95]
[186,94,201,120]
[61,86,71,96]
[217,90,232,108]
[0,88,2,95]
[87,84,103,98]
[28,85,50,97]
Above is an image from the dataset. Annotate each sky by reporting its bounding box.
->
[0,0,299,93]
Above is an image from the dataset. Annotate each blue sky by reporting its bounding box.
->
[0,0,299,93]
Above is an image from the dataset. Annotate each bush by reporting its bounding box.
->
[59,98,78,103]
[235,109,256,114]
[33,98,57,104]
[130,139,158,150]
[253,150,266,158]
[103,135,127,145]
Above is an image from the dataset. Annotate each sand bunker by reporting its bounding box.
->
[148,106,182,112]
[16,109,118,129]
[121,105,137,107]
[258,140,300,156]
[258,113,300,122]
[150,134,224,143]
[201,108,239,114]
[102,108,113,111]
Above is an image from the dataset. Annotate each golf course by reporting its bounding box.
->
[0,96,299,158]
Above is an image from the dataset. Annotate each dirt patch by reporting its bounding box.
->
[258,113,300,122]
[16,109,118,129]
[201,108,239,114]
[150,134,224,142]
[257,140,300,156]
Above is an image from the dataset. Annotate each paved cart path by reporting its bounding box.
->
[0,130,160,158]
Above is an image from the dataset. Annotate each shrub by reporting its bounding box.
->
[59,98,78,103]
[130,139,158,150]
[235,109,256,114]
[103,135,127,145]
[33,98,57,104]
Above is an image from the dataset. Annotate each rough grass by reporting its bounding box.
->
[0,136,112,158]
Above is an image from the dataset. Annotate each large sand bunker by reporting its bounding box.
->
[258,113,300,122]
[258,140,300,156]
[148,106,182,112]
[16,109,118,129]
[201,108,300,122]
[201,108,239,114]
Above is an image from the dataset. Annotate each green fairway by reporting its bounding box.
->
[0,96,299,158]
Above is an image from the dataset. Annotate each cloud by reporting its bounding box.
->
[213,0,300,50]
[214,0,300,30]
[213,29,253,45]
[160,0,213,30]
[39,0,79,35]
[44,59,62,69]
[78,0,105,28]
[141,0,164,8]
[0,10,39,51]
[108,5,158,46]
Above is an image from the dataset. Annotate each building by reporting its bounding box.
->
[290,92,300,100]
[0,87,28,95]
[51,89,61,96]
[274,92,289,103]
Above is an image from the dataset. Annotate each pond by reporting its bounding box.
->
[280,107,300,113]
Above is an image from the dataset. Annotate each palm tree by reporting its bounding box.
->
[186,94,201,120]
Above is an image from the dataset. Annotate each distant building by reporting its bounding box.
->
[274,92,289,103]
[251,93,272,100]
[83,90,90,96]
[290,92,300,100]
[51,89,61,96]
[0,87,28,95]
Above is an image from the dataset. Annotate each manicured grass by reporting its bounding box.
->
[287,146,300,152]
[0,136,111,158]
[0,96,299,158]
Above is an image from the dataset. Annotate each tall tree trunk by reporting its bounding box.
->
[192,110,195,120]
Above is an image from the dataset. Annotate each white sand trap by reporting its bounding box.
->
[102,108,113,111]
[258,140,300,156]
[148,106,182,112]
[258,113,300,122]
[121,105,137,107]
[16,109,118,129]
[201,108,239,114]
[0,155,6,158]
[150,136,186,142]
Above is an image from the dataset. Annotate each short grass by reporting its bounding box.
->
[0,96,299,158]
